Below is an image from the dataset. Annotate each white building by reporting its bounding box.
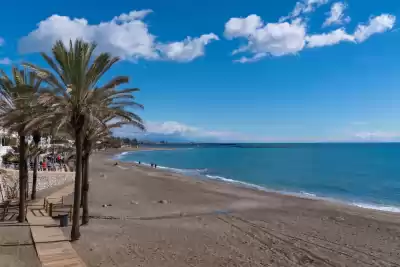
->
[0,127,13,164]
[0,127,55,165]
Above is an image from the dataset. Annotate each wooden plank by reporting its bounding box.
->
[26,184,86,267]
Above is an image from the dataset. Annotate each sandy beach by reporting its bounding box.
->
[62,149,400,267]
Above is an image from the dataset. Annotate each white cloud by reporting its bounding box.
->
[323,2,350,27]
[0,57,12,65]
[18,10,218,62]
[233,53,267,63]
[225,15,307,61]
[146,121,198,135]
[280,0,329,22]
[354,131,400,141]
[225,1,396,63]
[304,0,330,13]
[354,14,396,42]
[157,34,219,62]
[306,28,354,48]
[114,120,270,142]
[114,9,153,21]
[146,121,239,139]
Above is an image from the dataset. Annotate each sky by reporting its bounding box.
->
[1,0,400,142]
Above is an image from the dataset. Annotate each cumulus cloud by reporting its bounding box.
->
[354,14,396,42]
[18,10,218,62]
[114,120,269,142]
[157,34,219,62]
[225,1,396,63]
[146,121,198,135]
[224,16,307,62]
[323,2,350,27]
[306,28,354,48]
[0,57,12,65]
[146,121,240,139]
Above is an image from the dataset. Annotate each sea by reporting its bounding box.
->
[117,143,400,213]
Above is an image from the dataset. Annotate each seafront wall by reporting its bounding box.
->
[0,168,74,202]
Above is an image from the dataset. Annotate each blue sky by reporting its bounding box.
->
[1,0,399,142]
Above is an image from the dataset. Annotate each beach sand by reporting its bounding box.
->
[64,149,400,267]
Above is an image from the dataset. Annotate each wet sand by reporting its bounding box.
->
[66,149,400,267]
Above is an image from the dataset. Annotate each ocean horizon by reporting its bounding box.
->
[117,143,400,213]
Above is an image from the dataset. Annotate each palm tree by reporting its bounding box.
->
[24,39,145,240]
[0,67,44,222]
[31,130,41,200]
[81,116,144,225]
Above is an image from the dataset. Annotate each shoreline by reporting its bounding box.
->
[65,150,400,266]
[114,148,400,214]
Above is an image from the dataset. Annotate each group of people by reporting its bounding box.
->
[37,154,66,171]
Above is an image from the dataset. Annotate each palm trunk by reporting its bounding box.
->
[71,128,83,241]
[31,132,41,200]
[24,160,28,200]
[31,155,38,200]
[82,150,90,225]
[18,135,27,222]
[80,157,85,208]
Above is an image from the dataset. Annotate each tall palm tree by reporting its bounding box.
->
[24,39,145,240]
[81,116,144,225]
[0,67,44,222]
[30,129,41,200]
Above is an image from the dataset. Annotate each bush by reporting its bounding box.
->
[1,152,19,163]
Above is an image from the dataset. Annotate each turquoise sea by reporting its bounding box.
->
[117,143,400,213]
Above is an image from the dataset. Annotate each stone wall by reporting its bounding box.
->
[0,168,74,202]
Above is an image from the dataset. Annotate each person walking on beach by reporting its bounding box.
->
[42,160,47,171]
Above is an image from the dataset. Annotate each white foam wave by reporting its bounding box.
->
[352,203,400,213]
[137,163,207,176]
[114,151,130,159]
[205,175,267,191]
[129,160,400,214]
[300,191,317,198]
[206,175,400,213]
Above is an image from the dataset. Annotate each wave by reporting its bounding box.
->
[114,151,130,159]
[121,157,400,214]
[204,174,400,213]
[134,162,208,176]
[205,175,400,213]
[352,203,400,213]
[157,165,208,176]
[205,175,267,191]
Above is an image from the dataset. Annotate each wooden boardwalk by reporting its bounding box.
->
[27,183,86,267]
